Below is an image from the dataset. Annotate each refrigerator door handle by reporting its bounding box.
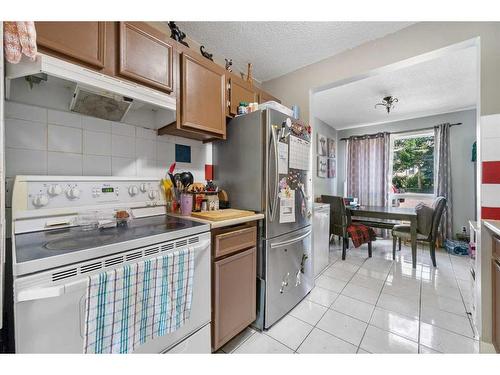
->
[268,126,279,221]
[270,230,312,248]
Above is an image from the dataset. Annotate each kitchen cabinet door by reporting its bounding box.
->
[494,258,500,352]
[213,247,256,350]
[118,22,174,93]
[229,77,258,116]
[180,52,226,137]
[35,22,107,69]
[258,89,281,104]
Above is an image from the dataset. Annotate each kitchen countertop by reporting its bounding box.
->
[168,211,264,229]
[483,220,500,237]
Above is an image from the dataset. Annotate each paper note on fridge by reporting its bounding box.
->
[289,136,310,170]
[278,142,288,174]
[279,189,295,223]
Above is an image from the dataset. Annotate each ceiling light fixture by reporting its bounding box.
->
[375,96,399,114]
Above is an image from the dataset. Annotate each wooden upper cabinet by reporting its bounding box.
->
[35,22,107,69]
[179,51,226,137]
[228,77,258,116]
[258,89,281,104]
[118,22,173,93]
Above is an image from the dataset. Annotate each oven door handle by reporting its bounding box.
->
[16,279,88,302]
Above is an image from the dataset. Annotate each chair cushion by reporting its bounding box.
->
[415,202,434,237]
[392,224,429,240]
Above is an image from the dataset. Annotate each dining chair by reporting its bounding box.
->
[391,196,447,267]
[321,195,372,260]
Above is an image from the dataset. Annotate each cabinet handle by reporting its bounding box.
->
[495,260,500,272]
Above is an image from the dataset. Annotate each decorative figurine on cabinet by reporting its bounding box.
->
[225,58,233,72]
[200,45,214,61]
[168,21,189,47]
[246,63,253,85]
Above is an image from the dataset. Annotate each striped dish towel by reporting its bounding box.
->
[83,247,195,354]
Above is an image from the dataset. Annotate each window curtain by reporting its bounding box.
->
[346,132,390,207]
[434,123,452,240]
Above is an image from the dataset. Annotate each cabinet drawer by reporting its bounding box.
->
[493,236,500,259]
[213,247,257,350]
[493,259,500,352]
[214,225,257,258]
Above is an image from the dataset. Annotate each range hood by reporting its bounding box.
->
[5,53,176,123]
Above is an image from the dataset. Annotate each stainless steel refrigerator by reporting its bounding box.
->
[214,109,313,330]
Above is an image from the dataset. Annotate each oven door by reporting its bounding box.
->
[13,235,211,353]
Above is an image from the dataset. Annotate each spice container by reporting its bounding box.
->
[237,101,248,115]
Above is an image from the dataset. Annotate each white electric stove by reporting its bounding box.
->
[10,176,211,353]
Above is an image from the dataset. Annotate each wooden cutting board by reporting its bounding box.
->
[191,209,255,221]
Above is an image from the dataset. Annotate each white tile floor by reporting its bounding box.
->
[218,239,479,354]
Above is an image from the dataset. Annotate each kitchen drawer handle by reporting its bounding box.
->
[270,230,312,248]
[216,226,255,240]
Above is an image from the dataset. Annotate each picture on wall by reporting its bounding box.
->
[328,158,336,178]
[317,156,328,178]
[328,138,336,158]
[317,133,327,156]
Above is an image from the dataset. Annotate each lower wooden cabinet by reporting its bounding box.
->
[493,257,500,352]
[213,247,257,351]
[211,221,258,351]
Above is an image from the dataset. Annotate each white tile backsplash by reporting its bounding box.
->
[4,102,210,189]
[48,152,83,175]
[111,121,136,137]
[135,127,157,140]
[83,131,111,156]
[5,101,47,122]
[157,141,175,162]
[112,135,135,158]
[82,116,112,133]
[136,138,157,160]
[48,124,82,153]
[83,155,112,176]
[6,148,47,176]
[136,159,158,177]
[6,118,47,150]
[48,109,82,128]
[112,157,136,176]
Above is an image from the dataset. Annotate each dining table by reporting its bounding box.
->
[347,205,418,268]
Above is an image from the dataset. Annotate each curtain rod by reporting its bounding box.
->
[339,122,462,141]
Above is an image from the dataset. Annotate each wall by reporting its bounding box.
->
[312,117,337,198]
[335,109,476,236]
[263,22,500,119]
[4,101,212,233]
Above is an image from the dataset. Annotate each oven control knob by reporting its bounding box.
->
[33,194,49,208]
[140,183,148,193]
[66,187,81,199]
[47,184,62,196]
[148,190,158,200]
[128,185,139,196]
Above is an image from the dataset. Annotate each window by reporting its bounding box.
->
[390,131,435,199]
